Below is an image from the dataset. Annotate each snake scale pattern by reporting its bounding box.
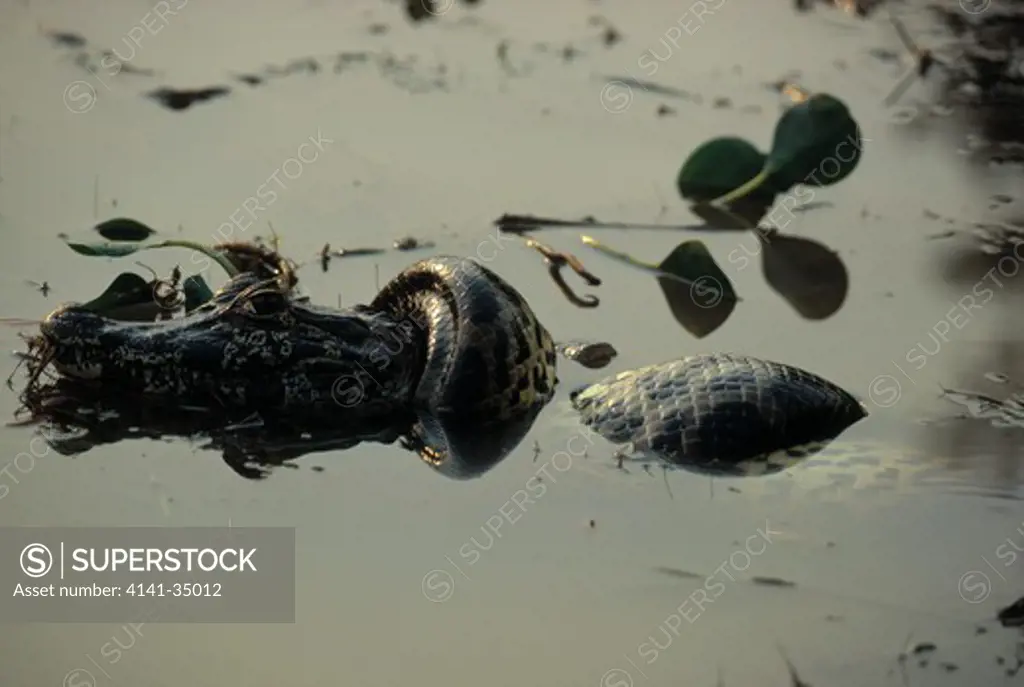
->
[37,254,870,473]
[570,354,868,473]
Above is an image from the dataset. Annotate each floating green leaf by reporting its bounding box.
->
[62,238,240,277]
[182,275,214,313]
[94,218,158,242]
[713,94,862,206]
[77,272,163,321]
[765,93,861,189]
[581,235,738,338]
[676,137,779,206]
[656,241,738,337]
[66,241,151,258]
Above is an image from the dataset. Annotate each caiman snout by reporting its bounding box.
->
[41,305,99,340]
[40,305,112,380]
[35,297,425,411]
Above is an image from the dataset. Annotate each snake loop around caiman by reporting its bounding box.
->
[24,252,871,480]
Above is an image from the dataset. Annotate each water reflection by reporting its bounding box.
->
[497,202,851,333]
[924,337,1024,493]
[928,1,1024,163]
[891,0,1024,498]
[926,227,1024,494]
[611,229,849,335]
[19,379,548,481]
[723,228,848,321]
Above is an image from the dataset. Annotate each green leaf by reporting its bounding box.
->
[94,218,158,242]
[581,236,738,338]
[712,94,862,205]
[62,238,240,277]
[77,272,163,321]
[656,241,738,338]
[65,241,151,258]
[765,94,862,190]
[676,137,779,206]
[182,275,215,313]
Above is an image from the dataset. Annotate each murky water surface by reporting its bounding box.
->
[2,0,1024,685]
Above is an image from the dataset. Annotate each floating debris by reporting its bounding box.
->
[24,281,51,297]
[404,0,437,23]
[525,238,601,309]
[598,75,695,100]
[333,247,386,258]
[555,340,617,369]
[46,30,87,48]
[234,74,264,86]
[777,646,812,687]
[495,212,709,234]
[911,642,937,656]
[320,243,331,272]
[751,576,797,588]
[601,26,622,47]
[652,566,702,580]
[999,596,1024,627]
[147,86,231,111]
[97,50,158,76]
[394,236,436,251]
[884,15,949,105]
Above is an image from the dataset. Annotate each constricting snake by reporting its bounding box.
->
[30,255,872,480]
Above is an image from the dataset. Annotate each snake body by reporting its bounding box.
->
[38,255,867,472]
[363,256,557,421]
[570,353,868,473]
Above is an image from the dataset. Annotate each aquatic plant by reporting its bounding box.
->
[678,92,863,220]
[560,92,862,335]
[57,220,277,319]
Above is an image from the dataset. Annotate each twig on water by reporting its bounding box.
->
[496,213,709,234]
[883,14,948,107]
[777,645,812,687]
[525,237,601,308]
[896,631,914,687]
[320,243,330,272]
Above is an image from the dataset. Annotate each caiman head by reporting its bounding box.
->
[37,294,427,415]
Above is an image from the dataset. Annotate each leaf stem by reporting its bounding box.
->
[153,240,239,277]
[581,235,741,302]
[580,235,660,271]
[710,169,770,207]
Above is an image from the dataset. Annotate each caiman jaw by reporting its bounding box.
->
[35,300,429,413]
[39,305,109,380]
